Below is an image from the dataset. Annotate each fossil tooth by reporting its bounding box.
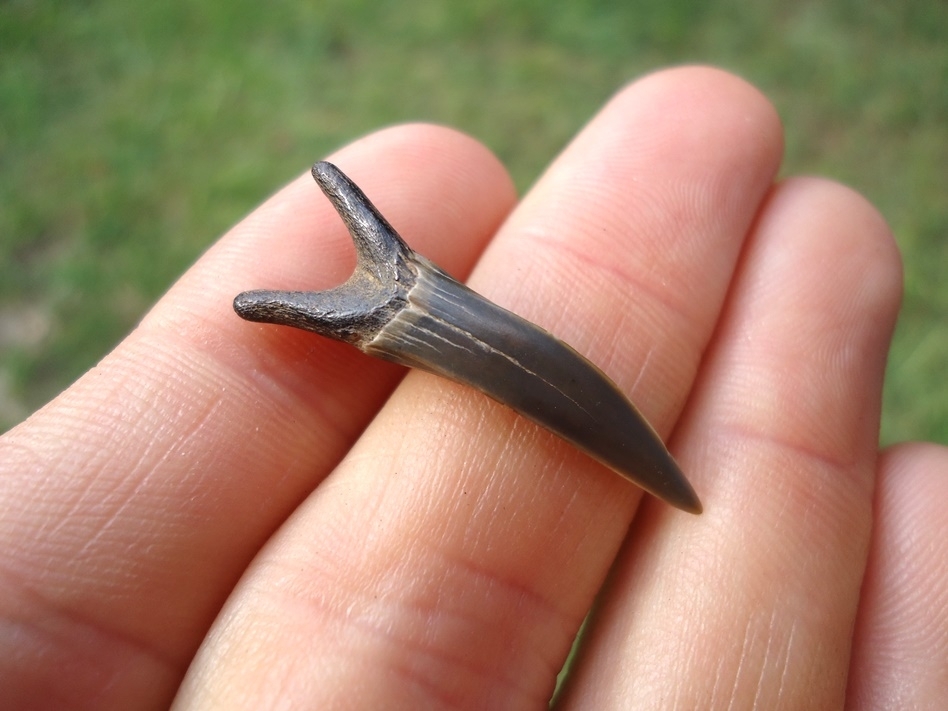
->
[234,161,702,514]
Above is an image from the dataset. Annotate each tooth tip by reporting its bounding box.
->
[674,489,703,515]
[657,459,703,514]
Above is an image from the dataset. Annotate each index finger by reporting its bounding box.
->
[0,127,515,707]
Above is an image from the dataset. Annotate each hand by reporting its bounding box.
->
[2,67,945,710]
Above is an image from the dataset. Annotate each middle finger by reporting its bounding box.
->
[180,67,783,708]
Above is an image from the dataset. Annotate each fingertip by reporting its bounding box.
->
[877,441,948,512]
[609,64,785,173]
[762,176,903,327]
[357,122,515,187]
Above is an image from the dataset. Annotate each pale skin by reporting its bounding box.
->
[1,67,946,710]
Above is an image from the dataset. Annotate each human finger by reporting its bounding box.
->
[558,179,902,709]
[847,442,948,709]
[175,67,783,709]
[0,126,515,709]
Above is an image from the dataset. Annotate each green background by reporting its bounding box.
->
[2,0,946,443]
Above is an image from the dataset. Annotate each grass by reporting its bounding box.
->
[1,0,946,443]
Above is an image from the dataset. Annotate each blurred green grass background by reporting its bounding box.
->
[1,0,946,442]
